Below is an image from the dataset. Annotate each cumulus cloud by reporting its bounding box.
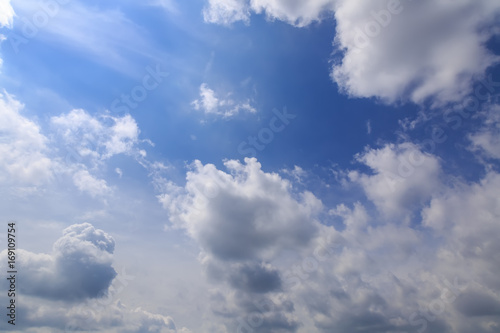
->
[0,223,192,332]
[0,91,53,187]
[160,157,322,331]
[72,169,112,198]
[191,83,256,118]
[332,0,500,105]
[350,143,441,221]
[1,223,116,301]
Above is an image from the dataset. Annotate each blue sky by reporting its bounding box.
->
[1,0,500,332]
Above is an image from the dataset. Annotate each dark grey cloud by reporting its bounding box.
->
[455,291,500,317]
[229,263,282,294]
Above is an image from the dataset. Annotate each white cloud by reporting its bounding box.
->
[104,114,140,157]
[331,0,500,105]
[0,91,53,187]
[191,83,256,118]
[350,143,441,221]
[0,0,14,28]
[73,169,112,198]
[0,0,14,66]
[203,0,336,27]
[203,0,250,25]
[51,109,141,164]
[9,0,160,74]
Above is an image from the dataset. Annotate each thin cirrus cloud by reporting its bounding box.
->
[349,143,442,222]
[159,158,322,331]
[7,0,163,75]
[0,91,146,199]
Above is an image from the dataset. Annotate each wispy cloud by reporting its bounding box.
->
[191,83,256,118]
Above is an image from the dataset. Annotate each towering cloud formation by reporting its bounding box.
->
[160,158,323,331]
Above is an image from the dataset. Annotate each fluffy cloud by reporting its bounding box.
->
[72,169,112,198]
[0,91,53,187]
[249,0,335,27]
[191,83,256,118]
[51,109,141,162]
[332,0,500,105]
[297,170,500,332]
[158,150,500,332]
[51,109,142,197]
[160,157,322,331]
[1,223,116,301]
[0,0,14,68]
[162,158,321,260]
[350,143,441,221]
[0,0,15,28]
